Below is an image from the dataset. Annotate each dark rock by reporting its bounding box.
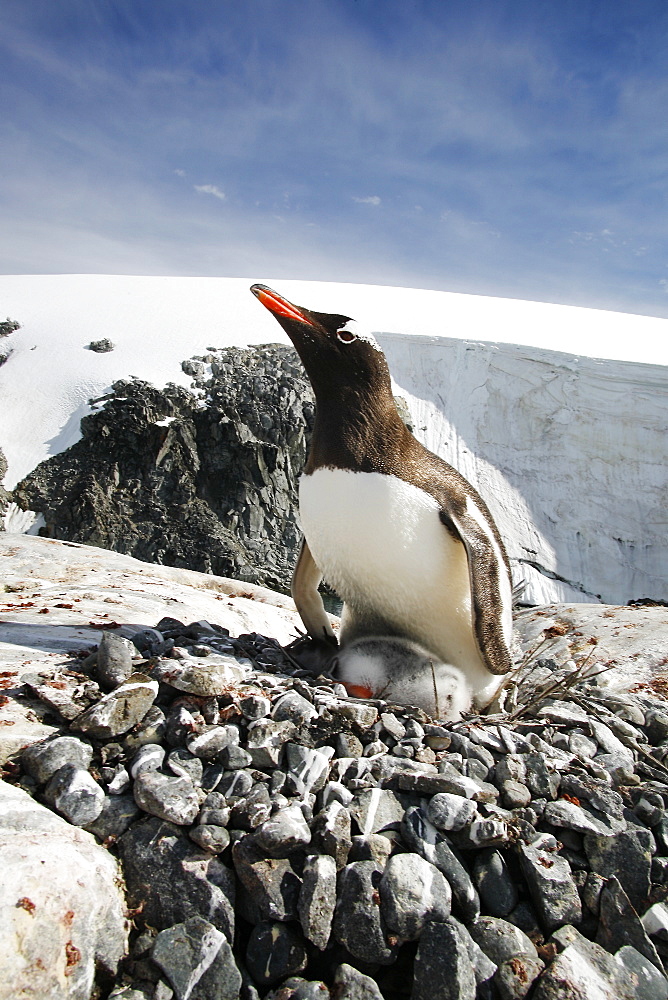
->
[130,742,166,777]
[402,805,480,923]
[15,345,315,592]
[166,749,204,784]
[152,917,242,1000]
[584,829,653,912]
[232,833,302,921]
[254,803,312,857]
[332,861,398,965]
[96,631,135,689]
[413,920,477,1000]
[189,825,231,854]
[298,853,337,950]
[518,842,582,932]
[311,801,352,868]
[614,946,668,1000]
[427,791,478,832]
[118,817,235,939]
[532,925,637,1000]
[133,771,200,825]
[44,764,105,826]
[245,921,308,987]
[596,877,663,970]
[230,782,272,830]
[331,963,384,999]
[349,788,406,838]
[379,853,451,942]
[21,735,93,784]
[72,672,159,738]
[471,849,519,917]
[85,792,141,841]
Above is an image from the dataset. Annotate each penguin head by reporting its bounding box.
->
[250,284,390,401]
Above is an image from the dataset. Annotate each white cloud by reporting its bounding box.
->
[353,195,381,206]
[194,184,226,201]
[174,168,186,177]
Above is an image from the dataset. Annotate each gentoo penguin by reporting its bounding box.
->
[250,283,513,710]
[334,636,472,720]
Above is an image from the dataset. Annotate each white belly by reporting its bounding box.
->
[299,468,492,693]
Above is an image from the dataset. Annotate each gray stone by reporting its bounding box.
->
[349,788,406,837]
[543,798,622,836]
[472,850,518,917]
[523,753,560,800]
[402,805,480,923]
[245,720,297,767]
[449,917,497,987]
[239,694,271,720]
[298,853,337,950]
[118,817,235,939]
[96,630,135,689]
[219,744,253,769]
[152,916,242,1000]
[614,946,668,1000]
[254,804,312,857]
[331,963,384,999]
[284,743,333,795]
[500,779,532,809]
[332,861,398,965]
[166,749,204,784]
[72,672,159,738]
[468,915,540,965]
[427,792,478,832]
[134,772,200,825]
[349,833,394,866]
[232,833,302,921]
[186,724,240,759]
[596,877,663,971]
[413,920,476,1000]
[245,921,307,987]
[584,829,653,912]
[311,801,352,868]
[85,792,141,841]
[151,657,245,696]
[532,925,637,1000]
[265,978,330,1000]
[379,853,451,942]
[230,782,272,830]
[0,782,127,1000]
[271,690,317,725]
[518,842,582,932]
[130,742,166,777]
[189,825,230,854]
[44,764,105,826]
[21,735,93,784]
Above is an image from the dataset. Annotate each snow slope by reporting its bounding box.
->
[0,274,666,604]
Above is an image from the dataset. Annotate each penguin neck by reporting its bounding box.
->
[305,383,411,475]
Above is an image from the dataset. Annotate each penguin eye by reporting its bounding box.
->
[337,329,357,343]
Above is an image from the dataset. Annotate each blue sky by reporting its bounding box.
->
[2,0,668,317]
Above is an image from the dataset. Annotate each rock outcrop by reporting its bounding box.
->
[15,344,314,593]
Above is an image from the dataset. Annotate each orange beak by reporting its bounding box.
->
[341,681,375,699]
[251,284,317,327]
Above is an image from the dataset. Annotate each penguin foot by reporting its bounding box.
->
[334,635,472,722]
[284,633,339,678]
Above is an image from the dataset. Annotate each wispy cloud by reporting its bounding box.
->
[194,184,226,201]
[1,2,668,317]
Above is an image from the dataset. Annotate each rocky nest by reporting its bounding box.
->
[7,619,668,1000]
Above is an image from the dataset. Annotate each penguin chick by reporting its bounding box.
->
[334,635,472,722]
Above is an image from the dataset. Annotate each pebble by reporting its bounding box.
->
[17,616,668,1000]
[298,853,337,950]
[133,772,200,825]
[96,631,136,689]
[72,672,159,738]
[44,764,105,826]
[21,735,93,784]
[151,656,246,696]
[427,791,478,831]
[245,921,308,986]
[413,919,476,1000]
[379,852,452,941]
[152,916,242,1000]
